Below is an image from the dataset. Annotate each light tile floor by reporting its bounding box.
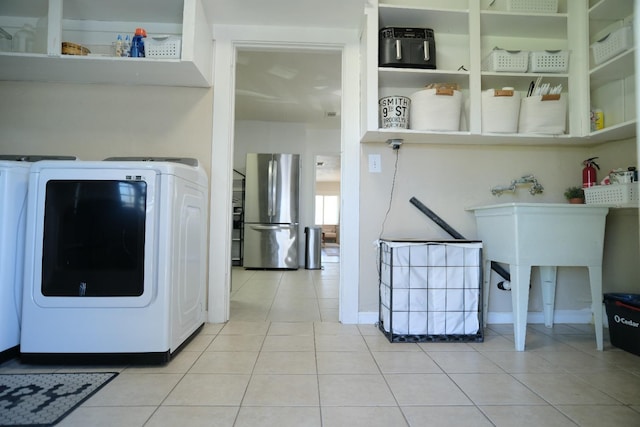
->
[2,263,640,426]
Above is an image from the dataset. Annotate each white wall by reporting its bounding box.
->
[359,138,639,319]
[316,181,340,196]
[0,81,213,171]
[1,64,636,325]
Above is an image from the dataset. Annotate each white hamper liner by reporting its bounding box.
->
[410,88,462,131]
[518,94,566,135]
[482,89,521,133]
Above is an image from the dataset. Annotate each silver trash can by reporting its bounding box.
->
[305,226,322,270]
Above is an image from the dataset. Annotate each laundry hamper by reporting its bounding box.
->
[378,239,484,343]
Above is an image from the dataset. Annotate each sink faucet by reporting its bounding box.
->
[491,174,544,196]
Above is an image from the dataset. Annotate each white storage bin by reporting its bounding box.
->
[508,0,558,13]
[518,94,567,134]
[591,26,633,65]
[482,89,521,133]
[379,96,410,129]
[482,49,529,72]
[584,183,639,206]
[529,50,569,73]
[410,88,463,131]
[145,35,182,59]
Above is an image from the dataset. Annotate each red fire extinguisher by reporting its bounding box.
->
[582,157,600,188]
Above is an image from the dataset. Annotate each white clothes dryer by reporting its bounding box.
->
[0,155,75,363]
[20,158,208,364]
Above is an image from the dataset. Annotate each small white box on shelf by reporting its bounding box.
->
[529,50,569,73]
[410,88,463,131]
[591,26,633,65]
[482,49,529,72]
[482,89,521,133]
[518,94,567,134]
[508,0,558,13]
[145,35,182,59]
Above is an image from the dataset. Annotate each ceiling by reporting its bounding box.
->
[315,154,341,183]
[234,48,342,127]
[205,0,363,129]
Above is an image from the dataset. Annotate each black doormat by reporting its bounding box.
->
[0,372,118,426]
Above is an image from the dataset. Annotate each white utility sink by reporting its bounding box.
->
[467,203,609,351]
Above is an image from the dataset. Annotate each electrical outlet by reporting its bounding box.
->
[368,154,381,173]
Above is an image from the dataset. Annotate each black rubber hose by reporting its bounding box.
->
[409,196,511,283]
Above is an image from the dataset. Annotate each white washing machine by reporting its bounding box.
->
[0,155,75,363]
[20,158,208,364]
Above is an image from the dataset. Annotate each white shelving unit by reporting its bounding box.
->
[588,0,636,143]
[361,0,635,146]
[232,170,245,267]
[0,0,212,87]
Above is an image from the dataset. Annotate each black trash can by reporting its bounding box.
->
[603,293,640,356]
[304,226,322,270]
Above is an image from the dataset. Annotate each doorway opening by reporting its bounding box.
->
[229,46,342,322]
[315,154,340,264]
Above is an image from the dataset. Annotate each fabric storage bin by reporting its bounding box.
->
[482,49,529,72]
[410,88,463,131]
[604,293,640,356]
[591,26,633,65]
[378,239,483,343]
[529,50,569,73]
[482,89,521,133]
[379,96,410,129]
[508,0,558,13]
[518,94,566,134]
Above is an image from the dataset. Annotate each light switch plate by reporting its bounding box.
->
[368,154,381,173]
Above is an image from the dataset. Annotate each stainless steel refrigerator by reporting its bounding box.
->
[243,153,300,269]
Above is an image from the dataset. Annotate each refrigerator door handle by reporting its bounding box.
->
[249,224,287,231]
[271,159,278,218]
[267,159,273,216]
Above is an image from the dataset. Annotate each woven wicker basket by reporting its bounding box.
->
[61,42,91,56]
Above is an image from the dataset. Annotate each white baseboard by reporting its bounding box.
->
[357,308,596,325]
[487,308,594,324]
[358,312,379,324]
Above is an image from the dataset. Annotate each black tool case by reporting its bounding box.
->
[379,27,436,69]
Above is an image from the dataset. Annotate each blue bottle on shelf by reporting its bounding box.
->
[129,27,147,57]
